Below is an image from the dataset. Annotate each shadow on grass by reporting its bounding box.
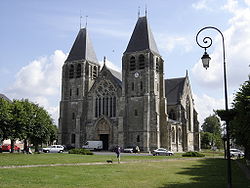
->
[159,158,250,188]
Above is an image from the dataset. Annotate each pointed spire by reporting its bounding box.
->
[124,16,159,54]
[138,6,140,18]
[66,28,99,64]
[103,56,106,67]
[80,10,82,29]
[186,70,188,77]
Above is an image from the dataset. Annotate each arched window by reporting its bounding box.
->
[95,98,98,117]
[132,82,134,91]
[140,81,143,91]
[71,134,75,144]
[98,98,101,116]
[69,65,74,78]
[137,135,140,142]
[110,97,113,117]
[186,96,191,131]
[95,81,117,118]
[169,109,176,120]
[76,64,81,78]
[93,66,97,78]
[178,128,182,143]
[134,109,138,116]
[138,54,145,69]
[156,58,159,72]
[130,56,136,71]
[72,112,75,120]
[113,96,116,117]
[171,127,175,143]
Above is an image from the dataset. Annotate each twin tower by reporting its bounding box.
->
[58,16,200,152]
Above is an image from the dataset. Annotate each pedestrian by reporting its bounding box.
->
[135,146,140,154]
[115,145,121,163]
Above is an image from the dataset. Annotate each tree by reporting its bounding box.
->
[8,100,29,152]
[201,114,223,149]
[230,80,250,160]
[1,98,58,153]
[202,114,221,134]
[0,98,11,142]
[29,104,55,152]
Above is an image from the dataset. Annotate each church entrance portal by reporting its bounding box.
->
[100,134,109,150]
[96,118,111,151]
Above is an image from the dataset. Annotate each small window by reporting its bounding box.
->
[171,127,175,143]
[76,88,79,96]
[71,134,75,144]
[137,135,140,142]
[72,112,75,120]
[130,56,136,71]
[70,89,72,96]
[156,58,159,72]
[76,64,81,78]
[69,65,74,78]
[134,109,138,116]
[169,109,176,120]
[93,66,97,78]
[138,55,145,69]
[140,81,143,91]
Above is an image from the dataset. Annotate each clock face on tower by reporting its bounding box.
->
[134,72,139,78]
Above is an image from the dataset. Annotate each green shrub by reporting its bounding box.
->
[182,151,205,157]
[68,148,93,155]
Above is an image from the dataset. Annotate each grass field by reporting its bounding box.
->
[0,153,249,188]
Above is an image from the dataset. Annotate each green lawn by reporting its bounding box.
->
[0,153,249,188]
[0,153,187,167]
[0,150,222,167]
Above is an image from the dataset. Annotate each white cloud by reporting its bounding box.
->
[192,0,250,90]
[6,50,67,125]
[193,93,225,124]
[156,33,193,53]
[99,58,121,72]
[192,0,213,11]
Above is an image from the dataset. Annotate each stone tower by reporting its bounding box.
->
[58,28,100,148]
[122,16,167,152]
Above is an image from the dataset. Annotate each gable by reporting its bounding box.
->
[165,77,186,105]
[88,66,122,96]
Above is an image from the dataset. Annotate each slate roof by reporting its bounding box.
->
[165,77,186,105]
[66,28,99,64]
[0,93,11,102]
[124,16,159,54]
[103,64,122,87]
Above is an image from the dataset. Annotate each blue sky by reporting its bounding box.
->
[0,0,249,125]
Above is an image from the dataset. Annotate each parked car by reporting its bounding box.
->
[42,145,64,153]
[230,149,244,157]
[152,148,174,156]
[0,144,20,152]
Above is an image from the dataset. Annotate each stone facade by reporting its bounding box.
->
[58,16,200,152]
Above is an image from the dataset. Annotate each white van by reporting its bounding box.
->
[82,141,103,151]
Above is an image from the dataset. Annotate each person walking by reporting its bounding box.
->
[115,145,121,163]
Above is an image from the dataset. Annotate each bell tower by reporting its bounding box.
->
[59,28,100,148]
[122,16,167,152]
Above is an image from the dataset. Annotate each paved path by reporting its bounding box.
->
[0,157,208,169]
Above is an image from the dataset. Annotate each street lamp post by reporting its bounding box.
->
[196,26,232,188]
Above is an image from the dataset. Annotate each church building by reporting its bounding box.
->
[58,16,200,152]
